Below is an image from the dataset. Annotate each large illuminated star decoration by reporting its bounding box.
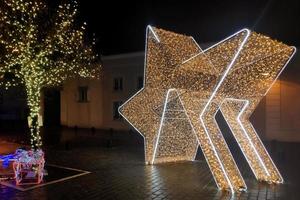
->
[119,26,296,192]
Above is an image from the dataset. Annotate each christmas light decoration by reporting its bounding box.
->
[0,153,15,169]
[13,149,45,185]
[119,26,202,165]
[0,152,18,181]
[215,40,296,184]
[119,26,295,192]
[0,0,101,149]
[0,149,44,184]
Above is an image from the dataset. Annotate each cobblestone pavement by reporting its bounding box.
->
[1,139,300,200]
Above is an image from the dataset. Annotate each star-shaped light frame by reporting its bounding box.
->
[119,26,296,192]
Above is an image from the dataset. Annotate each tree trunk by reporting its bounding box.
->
[26,85,42,150]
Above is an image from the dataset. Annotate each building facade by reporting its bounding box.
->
[1,50,299,141]
[58,50,300,142]
[60,52,144,130]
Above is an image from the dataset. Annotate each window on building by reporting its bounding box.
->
[113,101,123,120]
[78,86,88,103]
[137,76,143,89]
[113,77,123,91]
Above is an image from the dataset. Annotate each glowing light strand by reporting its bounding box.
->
[119,25,295,192]
[0,0,101,149]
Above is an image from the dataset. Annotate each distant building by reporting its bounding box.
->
[60,52,144,130]
[60,50,300,143]
[1,50,300,142]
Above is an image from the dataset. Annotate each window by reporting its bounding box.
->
[78,86,88,102]
[137,76,143,89]
[113,101,123,120]
[113,77,123,91]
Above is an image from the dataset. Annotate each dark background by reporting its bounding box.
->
[57,0,300,55]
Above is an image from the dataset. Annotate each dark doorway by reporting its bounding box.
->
[43,89,61,128]
[43,88,62,146]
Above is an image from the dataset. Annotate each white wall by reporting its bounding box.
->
[61,78,104,129]
[60,52,144,130]
[266,80,300,142]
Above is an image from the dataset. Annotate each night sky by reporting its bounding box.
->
[71,0,300,56]
[44,0,300,81]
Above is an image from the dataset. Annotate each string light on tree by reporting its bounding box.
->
[0,0,101,149]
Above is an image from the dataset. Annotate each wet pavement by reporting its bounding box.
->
[0,130,300,200]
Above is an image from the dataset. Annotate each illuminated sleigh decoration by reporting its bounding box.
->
[0,154,16,180]
[12,149,45,185]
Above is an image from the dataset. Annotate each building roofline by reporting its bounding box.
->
[100,42,217,61]
[102,51,144,61]
[101,44,299,61]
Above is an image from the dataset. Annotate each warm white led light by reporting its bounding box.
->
[119,25,295,192]
[0,0,100,149]
[211,39,295,184]
[119,25,202,164]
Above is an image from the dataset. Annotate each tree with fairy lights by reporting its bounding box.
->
[0,0,101,150]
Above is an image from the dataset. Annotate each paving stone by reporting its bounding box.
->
[0,140,300,200]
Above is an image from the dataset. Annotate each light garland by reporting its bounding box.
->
[0,0,101,149]
[13,149,45,185]
[0,148,44,184]
[120,26,202,165]
[0,153,15,169]
[119,26,295,192]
